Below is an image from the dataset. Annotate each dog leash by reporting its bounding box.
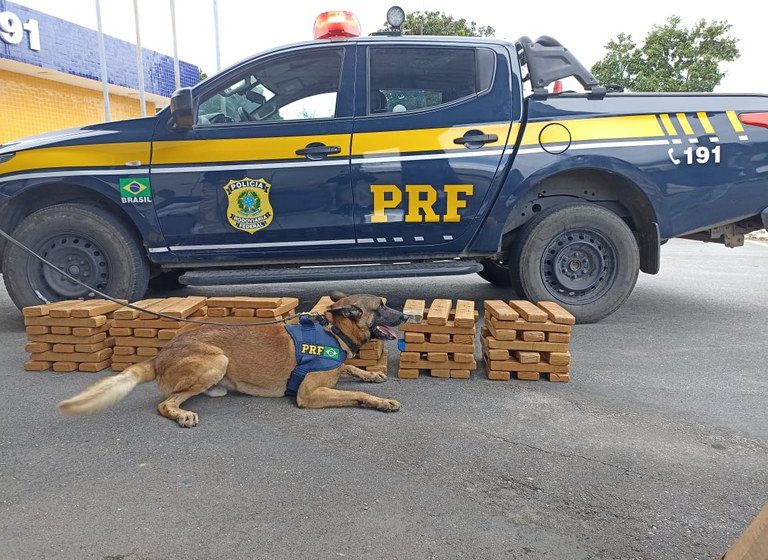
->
[0,227,323,327]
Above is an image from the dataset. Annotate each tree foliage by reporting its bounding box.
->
[591,16,739,92]
[380,11,494,37]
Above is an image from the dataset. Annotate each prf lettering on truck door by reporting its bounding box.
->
[370,184,474,223]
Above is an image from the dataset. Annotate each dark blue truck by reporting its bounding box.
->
[0,31,766,321]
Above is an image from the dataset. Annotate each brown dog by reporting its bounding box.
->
[58,292,408,427]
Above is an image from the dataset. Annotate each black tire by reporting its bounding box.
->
[2,203,150,309]
[477,259,514,287]
[509,203,639,323]
[148,269,185,292]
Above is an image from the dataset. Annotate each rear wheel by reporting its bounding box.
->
[509,203,639,323]
[2,203,150,309]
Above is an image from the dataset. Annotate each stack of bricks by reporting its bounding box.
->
[205,296,299,324]
[481,300,575,382]
[397,299,478,379]
[110,296,208,372]
[310,296,388,374]
[23,299,123,372]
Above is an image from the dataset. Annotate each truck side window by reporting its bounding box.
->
[196,48,343,125]
[368,46,493,115]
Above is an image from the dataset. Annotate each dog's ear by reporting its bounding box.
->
[328,304,362,320]
[328,291,349,302]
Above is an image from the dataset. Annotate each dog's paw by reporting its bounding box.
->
[368,371,388,383]
[176,411,199,428]
[378,398,400,412]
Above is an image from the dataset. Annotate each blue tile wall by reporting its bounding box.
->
[1,1,199,97]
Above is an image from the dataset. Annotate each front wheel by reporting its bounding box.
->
[2,203,150,309]
[509,203,640,323]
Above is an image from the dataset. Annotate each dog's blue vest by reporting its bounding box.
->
[284,316,347,397]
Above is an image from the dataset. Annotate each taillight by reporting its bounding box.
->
[738,112,768,129]
[313,11,361,40]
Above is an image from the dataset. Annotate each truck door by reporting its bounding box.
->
[350,42,515,253]
[149,45,355,261]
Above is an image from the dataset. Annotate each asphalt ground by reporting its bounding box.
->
[1,239,766,560]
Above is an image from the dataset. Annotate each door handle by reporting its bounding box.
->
[295,142,342,160]
[453,131,498,149]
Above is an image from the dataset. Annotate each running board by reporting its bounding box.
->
[179,261,483,287]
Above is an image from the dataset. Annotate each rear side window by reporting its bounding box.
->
[368,46,494,115]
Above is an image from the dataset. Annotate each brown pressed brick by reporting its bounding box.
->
[430,369,451,378]
[22,300,79,318]
[402,299,426,322]
[359,348,382,360]
[32,348,113,363]
[113,337,167,348]
[69,300,125,318]
[233,308,255,317]
[485,347,510,361]
[25,342,51,353]
[487,370,511,381]
[24,360,51,371]
[207,307,230,317]
[508,300,548,323]
[400,321,475,335]
[546,352,571,366]
[109,327,133,337]
[429,333,450,344]
[483,300,519,321]
[536,301,576,325]
[113,299,164,319]
[454,300,476,327]
[112,318,184,329]
[484,358,569,373]
[256,297,299,318]
[485,339,569,352]
[486,322,516,340]
[156,296,207,319]
[78,359,113,372]
[133,328,158,338]
[50,326,72,335]
[52,362,78,372]
[404,342,474,353]
[25,315,107,328]
[488,316,571,333]
[521,331,545,342]
[399,352,420,363]
[137,347,159,357]
[427,352,448,362]
[113,346,136,356]
[453,353,474,363]
[74,338,115,353]
[397,368,419,379]
[48,300,95,318]
[204,296,282,309]
[52,344,75,353]
[547,332,571,343]
[72,323,111,337]
[395,358,478,370]
[547,373,571,383]
[453,334,474,344]
[426,299,451,325]
[516,371,541,381]
[27,332,107,344]
[25,326,50,335]
[450,370,471,379]
[404,332,425,343]
[515,351,541,364]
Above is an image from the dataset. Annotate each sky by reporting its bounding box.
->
[12,0,767,93]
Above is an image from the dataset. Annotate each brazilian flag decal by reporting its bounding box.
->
[322,346,342,360]
[119,177,153,203]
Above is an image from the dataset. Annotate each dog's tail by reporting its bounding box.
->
[57,360,156,416]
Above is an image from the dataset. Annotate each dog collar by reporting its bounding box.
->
[330,324,360,355]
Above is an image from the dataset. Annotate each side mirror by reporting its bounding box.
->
[170,87,194,130]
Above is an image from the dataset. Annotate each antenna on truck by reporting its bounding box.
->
[516,36,607,100]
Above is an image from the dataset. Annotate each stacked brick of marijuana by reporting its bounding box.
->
[310,296,388,373]
[397,299,478,379]
[205,296,299,324]
[23,299,122,372]
[110,296,207,371]
[481,300,574,382]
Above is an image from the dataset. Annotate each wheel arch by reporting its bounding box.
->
[500,165,662,274]
[0,180,154,271]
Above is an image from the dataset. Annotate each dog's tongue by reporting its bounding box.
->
[378,325,397,339]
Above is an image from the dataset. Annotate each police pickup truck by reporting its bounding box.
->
[0,12,766,322]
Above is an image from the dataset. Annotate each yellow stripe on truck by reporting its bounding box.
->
[520,114,666,146]
[352,123,510,155]
[0,142,150,175]
[726,110,745,133]
[676,113,695,136]
[697,112,715,134]
[152,134,351,165]
[659,114,677,136]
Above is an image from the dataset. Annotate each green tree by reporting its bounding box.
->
[380,10,494,37]
[591,16,739,92]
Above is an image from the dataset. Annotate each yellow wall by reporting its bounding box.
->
[0,70,158,143]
